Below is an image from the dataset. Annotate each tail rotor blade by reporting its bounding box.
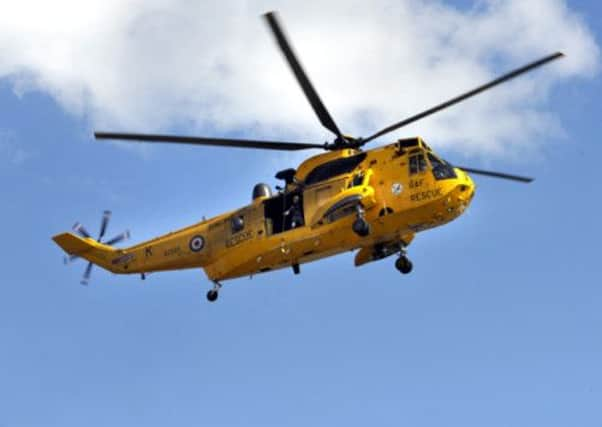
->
[64,254,79,264]
[81,262,93,286]
[98,210,111,241]
[72,222,92,239]
[104,230,130,246]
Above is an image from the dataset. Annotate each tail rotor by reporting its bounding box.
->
[64,210,130,285]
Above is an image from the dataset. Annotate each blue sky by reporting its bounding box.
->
[1,1,601,426]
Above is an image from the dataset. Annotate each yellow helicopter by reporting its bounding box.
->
[53,12,564,302]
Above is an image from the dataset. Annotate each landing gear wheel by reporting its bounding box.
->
[206,289,219,302]
[395,256,413,274]
[352,217,370,237]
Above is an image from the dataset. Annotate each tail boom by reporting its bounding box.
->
[53,220,214,276]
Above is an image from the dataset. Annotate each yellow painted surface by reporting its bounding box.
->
[52,138,475,282]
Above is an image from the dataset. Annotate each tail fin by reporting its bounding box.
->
[53,232,121,273]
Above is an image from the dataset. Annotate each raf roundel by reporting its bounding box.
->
[189,235,205,252]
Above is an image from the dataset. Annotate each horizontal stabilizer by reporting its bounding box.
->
[53,232,98,255]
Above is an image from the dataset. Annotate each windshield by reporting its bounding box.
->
[428,153,457,180]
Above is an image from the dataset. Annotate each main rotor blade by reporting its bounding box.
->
[95,132,325,151]
[264,11,345,142]
[457,166,534,183]
[98,210,111,241]
[362,52,564,144]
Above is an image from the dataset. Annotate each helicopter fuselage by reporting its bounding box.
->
[53,137,475,282]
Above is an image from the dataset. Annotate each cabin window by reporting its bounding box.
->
[409,153,427,175]
[350,172,364,187]
[305,153,367,185]
[427,153,457,180]
[231,215,245,233]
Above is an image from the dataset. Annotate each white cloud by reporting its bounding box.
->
[0,0,598,157]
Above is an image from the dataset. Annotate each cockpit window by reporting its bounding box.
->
[427,153,457,180]
[428,153,444,169]
[409,153,427,175]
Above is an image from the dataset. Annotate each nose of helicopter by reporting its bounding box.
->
[456,168,476,207]
[443,168,476,218]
